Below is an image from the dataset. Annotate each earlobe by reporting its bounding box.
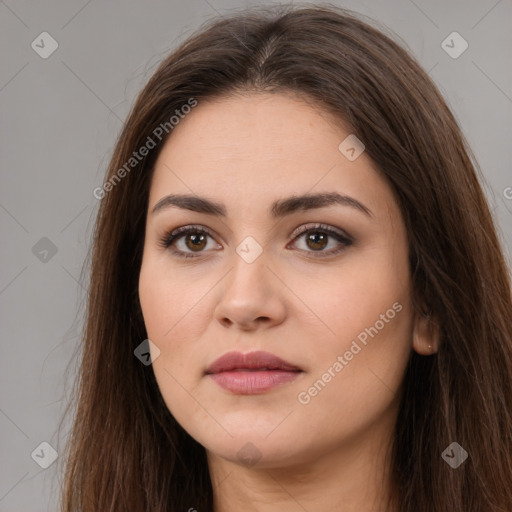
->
[412,308,440,355]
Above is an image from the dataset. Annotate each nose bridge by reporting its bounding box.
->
[214,238,286,328]
[225,242,271,302]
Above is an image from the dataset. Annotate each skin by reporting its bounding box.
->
[138,92,438,512]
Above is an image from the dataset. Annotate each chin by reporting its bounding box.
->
[204,436,305,469]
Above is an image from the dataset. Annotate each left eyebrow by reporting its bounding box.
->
[151,191,373,218]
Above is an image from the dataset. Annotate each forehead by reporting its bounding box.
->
[148,92,395,220]
[155,92,349,170]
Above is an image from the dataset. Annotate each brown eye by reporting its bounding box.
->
[159,225,220,259]
[289,224,353,257]
[184,232,208,252]
[160,223,353,260]
[305,231,329,251]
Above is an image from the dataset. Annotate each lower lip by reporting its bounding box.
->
[208,370,301,394]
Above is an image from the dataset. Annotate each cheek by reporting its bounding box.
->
[139,255,201,340]
[138,266,170,340]
[138,257,209,418]
[138,255,214,386]
[295,299,412,444]
[293,249,411,354]
[291,249,413,414]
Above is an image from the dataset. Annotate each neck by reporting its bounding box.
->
[207,418,397,512]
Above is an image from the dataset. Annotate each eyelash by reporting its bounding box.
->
[158,223,353,260]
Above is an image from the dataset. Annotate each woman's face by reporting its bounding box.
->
[138,92,428,469]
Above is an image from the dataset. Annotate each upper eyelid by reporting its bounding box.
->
[289,222,351,241]
[164,223,352,248]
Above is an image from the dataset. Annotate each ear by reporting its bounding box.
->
[412,307,440,356]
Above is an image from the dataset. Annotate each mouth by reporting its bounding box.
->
[205,350,303,394]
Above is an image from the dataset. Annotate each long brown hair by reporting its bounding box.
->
[59,3,512,511]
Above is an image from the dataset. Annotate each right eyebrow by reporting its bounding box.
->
[151,191,373,219]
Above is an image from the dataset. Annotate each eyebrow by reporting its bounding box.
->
[151,191,373,218]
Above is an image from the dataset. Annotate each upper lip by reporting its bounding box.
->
[205,350,301,374]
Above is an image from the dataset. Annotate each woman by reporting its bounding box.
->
[60,4,512,511]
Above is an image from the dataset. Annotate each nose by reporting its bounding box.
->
[213,250,287,331]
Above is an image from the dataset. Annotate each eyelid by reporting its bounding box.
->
[289,222,352,242]
[159,222,353,258]
[158,224,219,248]
[286,222,353,258]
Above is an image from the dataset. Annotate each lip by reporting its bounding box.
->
[205,350,302,394]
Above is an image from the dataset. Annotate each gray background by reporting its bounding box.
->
[1,0,511,510]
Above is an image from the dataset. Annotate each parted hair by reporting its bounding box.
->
[60,4,512,511]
